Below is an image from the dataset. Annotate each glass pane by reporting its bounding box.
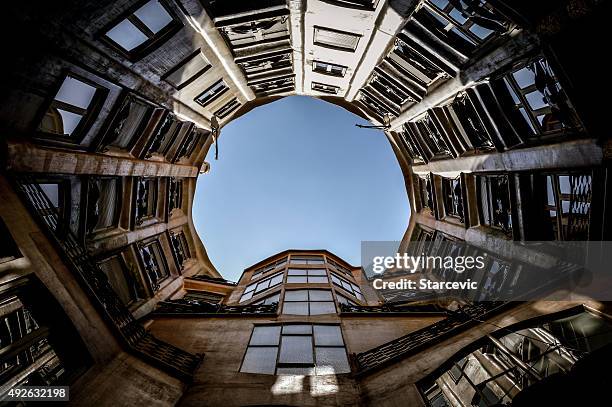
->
[288,268,307,276]
[264,293,280,305]
[308,276,328,284]
[55,76,97,109]
[331,275,342,285]
[245,283,256,293]
[240,291,253,302]
[341,280,353,291]
[39,184,60,208]
[287,276,307,283]
[250,326,281,345]
[282,325,312,334]
[283,302,309,315]
[269,273,284,286]
[558,176,571,194]
[469,24,493,39]
[285,290,308,301]
[309,290,333,301]
[99,256,133,305]
[279,336,314,364]
[240,346,278,374]
[525,90,548,110]
[315,347,350,374]
[255,280,270,293]
[449,8,467,24]
[106,19,148,51]
[313,325,343,346]
[134,0,173,34]
[307,269,327,276]
[310,302,336,315]
[57,109,83,135]
[513,67,536,89]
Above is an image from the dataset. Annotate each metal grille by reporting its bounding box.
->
[12,175,202,381]
[354,302,507,374]
[568,174,592,240]
[153,299,278,316]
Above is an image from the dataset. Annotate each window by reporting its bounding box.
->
[283,290,336,315]
[499,58,580,138]
[174,128,204,162]
[544,174,592,241]
[240,272,284,302]
[398,127,425,162]
[86,177,121,234]
[336,294,357,307]
[290,255,325,265]
[287,268,329,284]
[312,61,347,77]
[37,181,69,233]
[418,175,434,214]
[102,95,154,150]
[311,82,339,95]
[326,258,353,278]
[98,254,146,306]
[138,240,169,291]
[418,309,612,407]
[330,273,364,301]
[195,79,229,107]
[478,175,512,235]
[163,49,211,90]
[240,324,351,375]
[134,178,158,225]
[414,114,451,157]
[39,75,107,140]
[253,292,281,306]
[145,114,182,157]
[103,0,180,60]
[421,0,510,50]
[448,92,495,150]
[320,0,377,10]
[370,70,412,107]
[170,231,191,270]
[214,98,241,119]
[168,177,183,212]
[442,176,464,222]
[313,26,361,51]
[251,258,288,281]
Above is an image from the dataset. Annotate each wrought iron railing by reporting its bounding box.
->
[152,299,278,316]
[354,302,508,375]
[339,303,446,315]
[12,175,202,381]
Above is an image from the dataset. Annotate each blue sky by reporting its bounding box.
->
[193,96,409,282]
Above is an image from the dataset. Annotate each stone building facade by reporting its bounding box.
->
[1,0,612,406]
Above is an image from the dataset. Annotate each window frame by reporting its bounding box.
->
[313,26,362,52]
[99,0,183,62]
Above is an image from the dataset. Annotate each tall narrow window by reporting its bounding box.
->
[98,254,146,306]
[134,178,158,225]
[240,272,284,302]
[86,177,121,234]
[283,290,336,315]
[138,240,169,291]
[168,177,183,212]
[103,95,154,150]
[240,324,351,375]
[103,0,181,60]
[442,176,464,222]
[170,231,191,270]
[478,175,512,236]
[544,174,591,241]
[39,75,107,140]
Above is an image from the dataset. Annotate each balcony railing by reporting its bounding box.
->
[152,299,278,316]
[12,175,202,381]
[354,302,508,375]
[339,303,446,315]
[187,274,237,286]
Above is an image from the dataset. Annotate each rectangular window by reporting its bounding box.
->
[134,177,158,225]
[240,272,284,303]
[163,49,211,90]
[544,174,591,241]
[214,98,241,119]
[290,255,325,265]
[283,289,336,315]
[98,254,146,306]
[313,26,361,51]
[39,75,107,140]
[414,114,451,157]
[311,82,340,95]
[312,60,347,77]
[287,268,329,284]
[138,240,169,291]
[442,176,464,222]
[418,175,434,214]
[499,57,580,138]
[174,128,204,162]
[195,79,229,107]
[103,0,180,60]
[326,258,353,277]
[146,114,182,157]
[478,175,512,235]
[253,292,281,306]
[103,95,154,150]
[330,273,364,301]
[240,324,351,375]
[168,177,183,212]
[87,177,121,234]
[170,231,191,270]
[251,257,288,281]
